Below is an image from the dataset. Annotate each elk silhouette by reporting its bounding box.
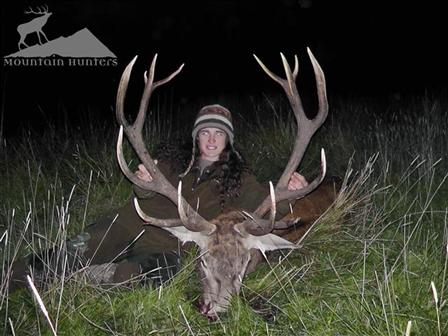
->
[17,5,52,50]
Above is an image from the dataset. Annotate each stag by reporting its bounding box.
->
[115,50,328,318]
[17,5,52,50]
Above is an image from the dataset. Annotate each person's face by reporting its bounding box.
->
[197,127,227,161]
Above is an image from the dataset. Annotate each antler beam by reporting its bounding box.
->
[245,48,328,234]
[116,55,215,234]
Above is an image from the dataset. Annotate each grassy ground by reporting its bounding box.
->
[0,90,447,335]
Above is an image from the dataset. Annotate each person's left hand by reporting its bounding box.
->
[287,172,308,191]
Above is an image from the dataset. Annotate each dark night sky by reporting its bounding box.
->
[0,0,446,137]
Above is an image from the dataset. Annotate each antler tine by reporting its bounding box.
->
[177,181,216,233]
[292,54,299,78]
[237,181,278,236]
[154,63,185,89]
[134,54,157,133]
[133,198,184,227]
[116,56,137,127]
[116,125,150,190]
[252,49,328,219]
[177,180,188,224]
[280,52,295,94]
[253,54,283,86]
[307,47,328,126]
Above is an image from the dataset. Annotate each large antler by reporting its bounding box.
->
[116,55,215,234]
[24,5,49,14]
[241,48,328,235]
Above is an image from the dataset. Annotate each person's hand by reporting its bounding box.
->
[135,161,157,182]
[287,172,308,191]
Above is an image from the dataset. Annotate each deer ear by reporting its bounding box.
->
[242,233,297,253]
[164,227,209,250]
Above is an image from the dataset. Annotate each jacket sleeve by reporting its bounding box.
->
[231,172,294,219]
[132,161,178,199]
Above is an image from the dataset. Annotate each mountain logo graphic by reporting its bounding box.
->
[4,5,117,67]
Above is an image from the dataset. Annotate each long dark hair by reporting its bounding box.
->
[209,143,249,209]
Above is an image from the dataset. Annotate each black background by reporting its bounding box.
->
[1,0,446,137]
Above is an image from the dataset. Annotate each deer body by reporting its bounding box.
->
[17,6,52,50]
[116,51,331,318]
[277,176,341,242]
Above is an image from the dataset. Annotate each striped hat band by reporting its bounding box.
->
[192,113,234,144]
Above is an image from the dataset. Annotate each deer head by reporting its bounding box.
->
[115,50,328,318]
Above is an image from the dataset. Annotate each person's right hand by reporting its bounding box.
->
[135,162,157,182]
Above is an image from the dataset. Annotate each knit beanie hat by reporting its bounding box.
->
[191,104,234,145]
[180,104,235,177]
